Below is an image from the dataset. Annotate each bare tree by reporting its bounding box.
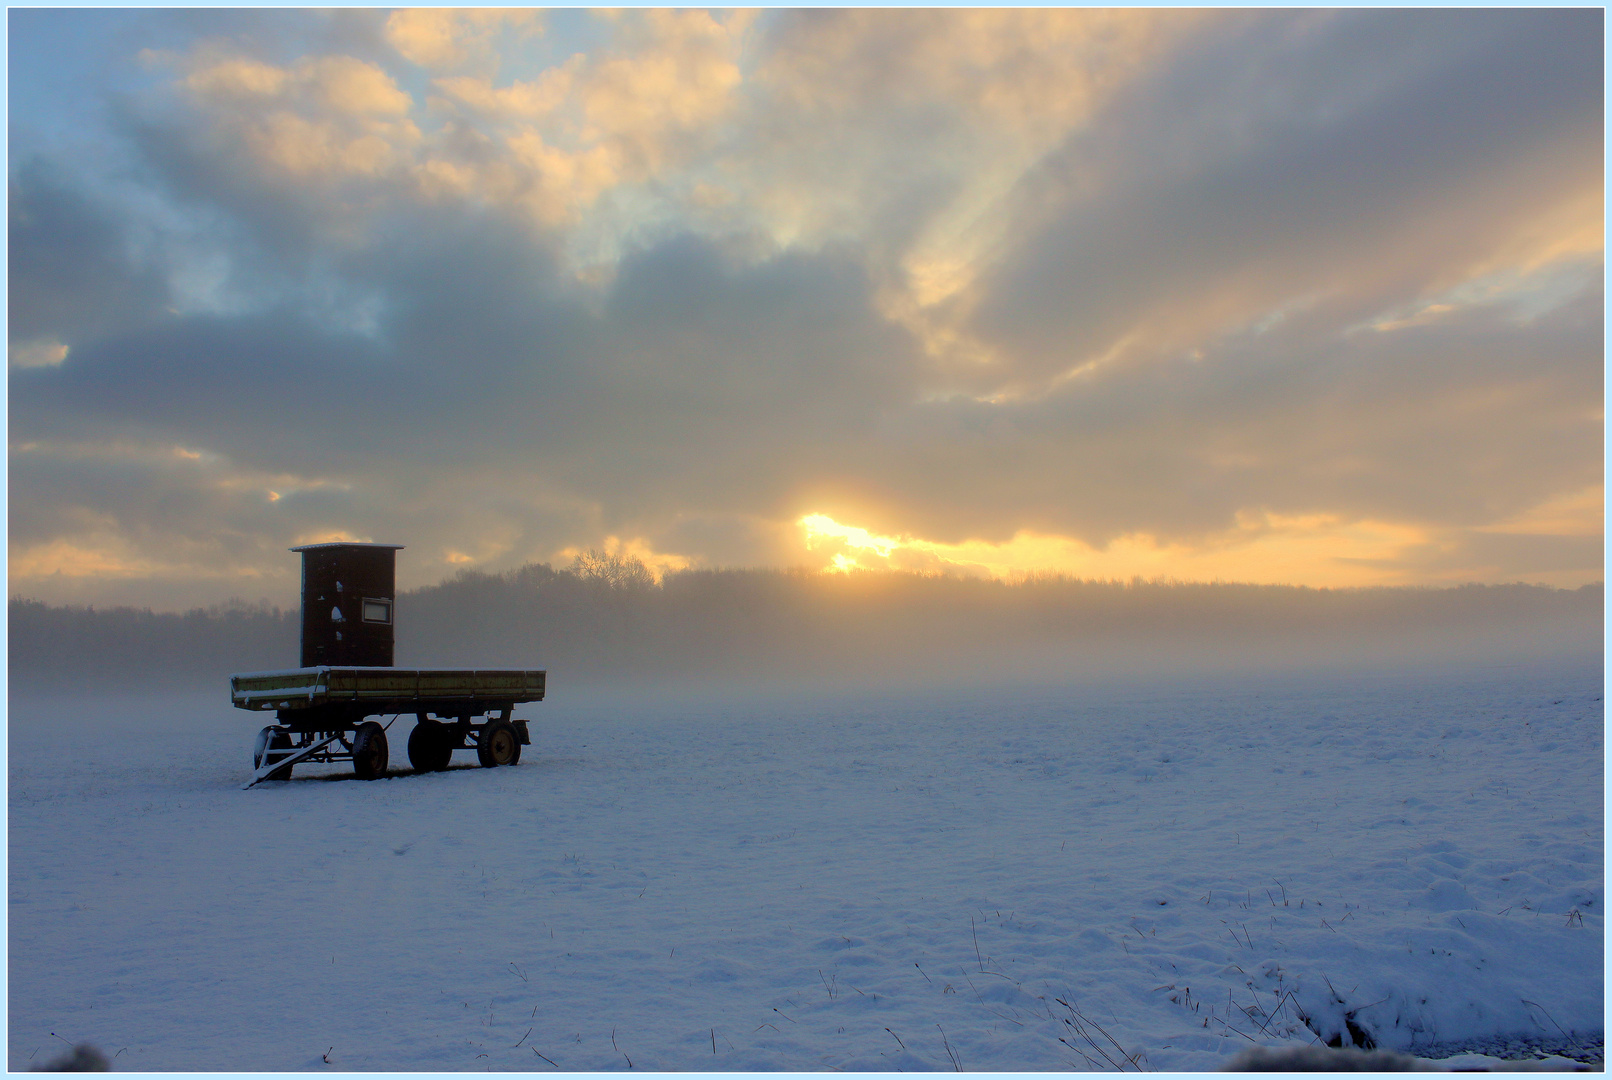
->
[570,548,656,591]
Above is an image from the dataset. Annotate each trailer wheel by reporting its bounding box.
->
[408,718,452,773]
[253,727,295,781]
[477,719,520,768]
[353,721,389,780]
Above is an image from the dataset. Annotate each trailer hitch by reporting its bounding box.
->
[242,732,344,790]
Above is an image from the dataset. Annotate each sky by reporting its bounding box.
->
[7,8,1605,610]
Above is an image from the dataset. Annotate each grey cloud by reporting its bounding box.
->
[581,236,920,504]
[14,312,392,469]
[10,153,1599,590]
[11,181,572,469]
[120,109,381,279]
[7,9,1602,607]
[8,161,172,347]
[9,166,926,578]
[837,286,1601,547]
[641,512,797,570]
[969,9,1602,388]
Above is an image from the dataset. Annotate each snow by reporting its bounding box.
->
[7,656,1602,1071]
[231,686,323,703]
[229,667,332,679]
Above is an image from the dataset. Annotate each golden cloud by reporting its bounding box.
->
[176,52,421,181]
[183,55,289,98]
[9,337,70,370]
[9,537,169,580]
[304,56,413,117]
[433,61,577,121]
[385,9,543,72]
[797,510,1482,589]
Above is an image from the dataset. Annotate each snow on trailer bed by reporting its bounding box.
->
[230,666,547,711]
[231,667,546,785]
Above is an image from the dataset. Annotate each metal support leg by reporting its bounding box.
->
[243,732,344,789]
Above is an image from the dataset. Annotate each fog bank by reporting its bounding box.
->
[9,560,1601,696]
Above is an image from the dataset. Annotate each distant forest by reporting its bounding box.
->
[9,553,1603,693]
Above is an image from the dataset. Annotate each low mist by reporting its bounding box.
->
[9,553,1602,698]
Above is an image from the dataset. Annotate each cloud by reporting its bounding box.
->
[755,9,1192,152]
[848,284,1601,545]
[8,337,69,369]
[7,9,1603,607]
[8,162,173,348]
[137,11,752,240]
[173,51,420,180]
[7,201,928,594]
[433,62,577,121]
[385,9,542,73]
[961,10,1602,395]
[423,10,753,228]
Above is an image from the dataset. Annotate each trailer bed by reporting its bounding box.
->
[231,666,546,712]
[235,667,546,786]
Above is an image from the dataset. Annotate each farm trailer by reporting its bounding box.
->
[231,541,546,788]
[234,666,546,787]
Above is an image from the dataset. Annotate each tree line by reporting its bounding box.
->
[9,552,1602,693]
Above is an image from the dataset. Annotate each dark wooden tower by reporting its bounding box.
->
[293,542,403,668]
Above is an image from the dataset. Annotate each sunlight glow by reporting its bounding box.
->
[794,511,1505,588]
[552,534,692,581]
[799,513,903,558]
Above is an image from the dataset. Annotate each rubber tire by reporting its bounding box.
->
[477,719,520,768]
[254,727,295,781]
[408,718,452,773]
[353,721,389,780]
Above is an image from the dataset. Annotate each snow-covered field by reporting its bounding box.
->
[8,656,1602,1071]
